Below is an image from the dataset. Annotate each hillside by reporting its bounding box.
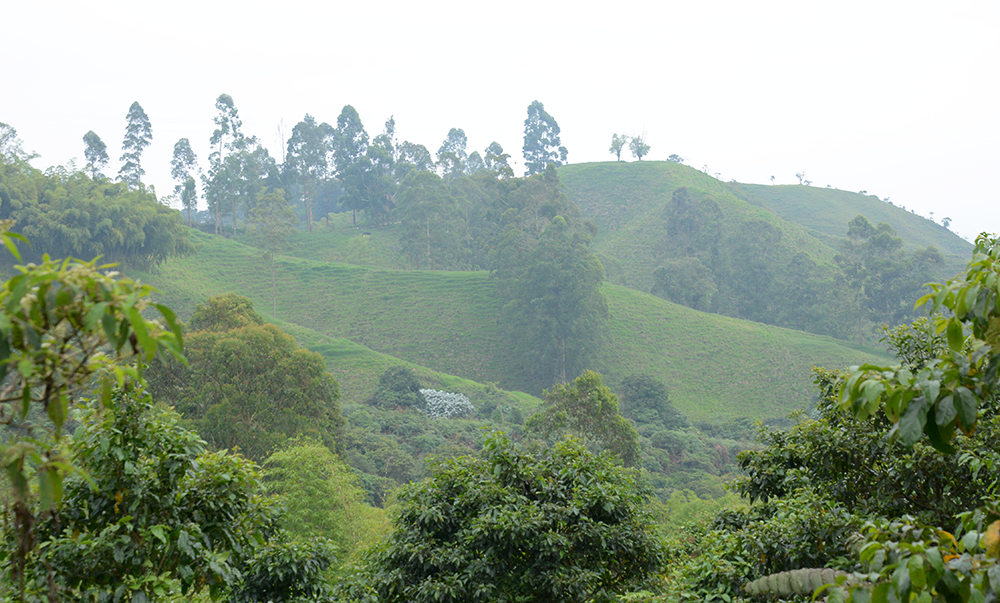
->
[558,161,840,292]
[140,231,890,424]
[735,183,972,257]
[559,161,971,287]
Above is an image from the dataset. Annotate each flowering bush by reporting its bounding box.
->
[420,389,475,419]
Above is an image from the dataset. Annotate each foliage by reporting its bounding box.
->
[617,374,689,431]
[0,227,185,599]
[420,389,475,419]
[263,438,388,560]
[829,504,1000,603]
[527,370,640,467]
[250,189,298,316]
[343,431,664,603]
[118,101,152,189]
[835,214,944,344]
[610,134,629,161]
[840,232,1000,453]
[522,100,568,176]
[146,295,345,462]
[24,388,277,601]
[0,157,195,270]
[735,368,1000,527]
[629,134,650,161]
[229,538,337,603]
[82,130,109,180]
[651,257,717,312]
[499,214,609,389]
[372,366,426,410]
[187,292,265,332]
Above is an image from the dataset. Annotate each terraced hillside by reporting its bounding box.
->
[140,231,890,424]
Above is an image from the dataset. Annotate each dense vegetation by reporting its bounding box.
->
[1,107,994,603]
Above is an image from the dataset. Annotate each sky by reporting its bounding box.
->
[5,0,999,242]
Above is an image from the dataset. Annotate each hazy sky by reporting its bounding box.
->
[6,0,998,242]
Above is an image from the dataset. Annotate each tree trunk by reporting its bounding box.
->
[271,252,277,318]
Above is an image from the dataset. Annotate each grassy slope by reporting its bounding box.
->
[735,183,972,257]
[142,231,890,424]
[557,162,840,292]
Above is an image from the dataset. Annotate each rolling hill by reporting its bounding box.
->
[139,230,890,425]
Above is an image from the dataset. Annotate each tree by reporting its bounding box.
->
[170,138,198,224]
[436,127,468,178]
[609,133,629,161]
[500,215,609,388]
[465,150,485,174]
[180,176,197,226]
[118,101,152,189]
[0,228,184,600]
[82,130,108,179]
[396,141,434,175]
[145,295,345,462]
[651,257,718,311]
[522,100,568,175]
[618,374,689,430]
[840,232,1000,454]
[629,133,650,160]
[263,438,388,556]
[348,431,664,603]
[527,370,641,466]
[333,105,370,226]
[285,114,330,232]
[250,190,298,316]
[795,171,805,185]
[483,141,514,178]
[371,365,426,409]
[395,170,463,269]
[29,388,282,601]
[668,154,685,164]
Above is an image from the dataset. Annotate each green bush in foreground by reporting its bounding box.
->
[337,431,665,603]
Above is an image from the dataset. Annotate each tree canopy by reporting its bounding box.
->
[342,431,664,603]
[146,294,345,461]
[522,100,568,176]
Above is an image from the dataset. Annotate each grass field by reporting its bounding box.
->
[139,230,891,425]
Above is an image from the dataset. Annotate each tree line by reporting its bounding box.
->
[77,96,571,235]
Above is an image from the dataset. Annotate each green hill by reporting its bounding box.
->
[735,183,972,258]
[558,162,840,293]
[140,231,890,424]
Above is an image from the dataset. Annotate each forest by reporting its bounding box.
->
[0,97,996,603]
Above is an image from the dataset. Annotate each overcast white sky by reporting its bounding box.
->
[5,0,998,242]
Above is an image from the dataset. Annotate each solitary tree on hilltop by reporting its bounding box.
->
[609,133,628,161]
[629,133,650,160]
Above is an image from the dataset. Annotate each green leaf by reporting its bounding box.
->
[947,318,965,352]
[908,556,927,588]
[955,386,978,432]
[126,308,155,359]
[899,396,927,446]
[925,547,944,574]
[47,394,69,431]
[102,311,119,348]
[935,395,957,427]
[85,302,109,331]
